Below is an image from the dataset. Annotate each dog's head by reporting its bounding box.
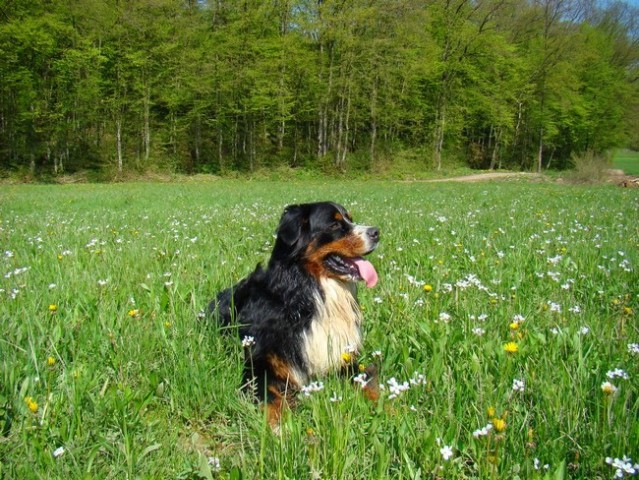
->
[271,202,380,287]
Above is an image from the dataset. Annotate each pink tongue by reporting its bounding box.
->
[353,258,378,288]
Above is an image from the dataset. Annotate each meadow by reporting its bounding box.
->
[613,150,639,176]
[0,179,637,479]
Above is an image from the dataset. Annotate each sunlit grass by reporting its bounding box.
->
[0,180,637,479]
[613,149,639,175]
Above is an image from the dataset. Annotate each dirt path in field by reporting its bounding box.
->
[426,172,544,182]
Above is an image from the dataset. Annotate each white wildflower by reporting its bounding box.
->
[387,377,410,400]
[208,456,221,471]
[440,445,454,461]
[606,456,639,478]
[473,423,493,438]
[569,305,581,314]
[607,369,629,380]
[301,381,324,397]
[534,458,550,470]
[548,301,562,313]
[409,373,427,386]
[353,373,370,388]
[512,378,525,392]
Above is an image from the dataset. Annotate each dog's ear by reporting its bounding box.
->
[277,205,307,247]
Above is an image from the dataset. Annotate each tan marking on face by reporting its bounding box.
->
[334,212,343,222]
[304,234,367,280]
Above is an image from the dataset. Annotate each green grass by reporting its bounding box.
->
[613,149,639,175]
[1,180,638,479]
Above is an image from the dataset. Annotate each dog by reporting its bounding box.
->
[209,201,380,427]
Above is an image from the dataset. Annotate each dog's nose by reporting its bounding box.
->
[367,227,380,243]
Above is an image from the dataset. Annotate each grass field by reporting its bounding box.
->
[1,180,638,479]
[613,149,639,175]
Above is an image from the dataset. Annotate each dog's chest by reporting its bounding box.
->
[302,278,362,376]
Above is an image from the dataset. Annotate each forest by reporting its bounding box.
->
[1,0,638,177]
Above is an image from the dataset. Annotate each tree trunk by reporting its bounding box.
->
[278,69,286,152]
[318,42,334,159]
[143,86,151,165]
[370,75,378,167]
[218,125,224,171]
[292,126,298,167]
[339,73,353,169]
[116,118,123,174]
[537,127,543,173]
[489,127,500,170]
[49,144,56,175]
[335,96,344,169]
[433,105,446,171]
[194,116,200,165]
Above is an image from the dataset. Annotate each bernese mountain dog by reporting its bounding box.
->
[210,201,380,427]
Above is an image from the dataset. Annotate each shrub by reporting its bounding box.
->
[565,150,611,184]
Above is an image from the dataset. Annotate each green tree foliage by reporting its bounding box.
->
[0,0,637,176]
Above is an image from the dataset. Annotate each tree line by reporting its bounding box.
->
[1,0,638,177]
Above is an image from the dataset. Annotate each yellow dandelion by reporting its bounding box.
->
[306,427,315,436]
[24,396,38,413]
[47,356,56,366]
[164,321,172,328]
[509,322,520,330]
[128,309,140,318]
[504,342,519,354]
[57,254,63,260]
[341,352,352,363]
[487,406,496,418]
[48,304,58,313]
[623,306,633,315]
[492,417,506,432]
[358,363,366,372]
[423,284,433,293]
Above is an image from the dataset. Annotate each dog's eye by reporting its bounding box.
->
[329,222,342,231]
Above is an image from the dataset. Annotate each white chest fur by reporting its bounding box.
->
[302,278,362,377]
